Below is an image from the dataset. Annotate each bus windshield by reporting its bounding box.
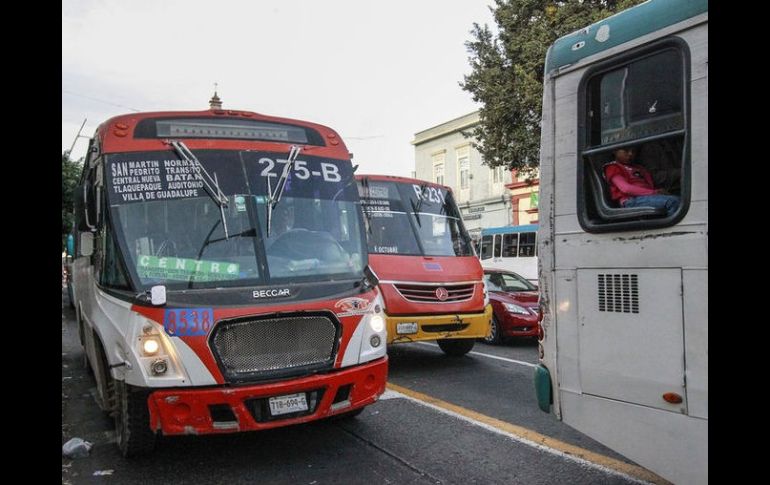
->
[357,178,473,257]
[107,149,365,289]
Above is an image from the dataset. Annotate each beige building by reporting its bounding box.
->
[412,111,539,239]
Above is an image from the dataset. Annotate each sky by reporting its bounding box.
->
[62,0,497,177]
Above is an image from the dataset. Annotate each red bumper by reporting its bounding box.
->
[499,313,540,338]
[148,357,388,435]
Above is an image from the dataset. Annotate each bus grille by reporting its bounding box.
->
[393,283,475,303]
[210,314,339,382]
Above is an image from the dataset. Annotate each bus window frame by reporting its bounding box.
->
[576,38,692,233]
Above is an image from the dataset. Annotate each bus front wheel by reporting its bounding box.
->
[437,338,475,356]
[115,380,157,458]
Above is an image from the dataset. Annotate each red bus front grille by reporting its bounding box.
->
[393,283,475,303]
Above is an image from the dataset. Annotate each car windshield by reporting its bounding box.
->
[484,272,537,292]
[106,149,366,289]
[357,179,473,257]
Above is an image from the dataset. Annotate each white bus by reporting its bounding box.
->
[534,0,707,484]
[477,224,538,284]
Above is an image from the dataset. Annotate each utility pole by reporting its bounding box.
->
[67,118,88,158]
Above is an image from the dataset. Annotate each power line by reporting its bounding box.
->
[62,90,141,112]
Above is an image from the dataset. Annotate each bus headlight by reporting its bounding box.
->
[151,358,168,375]
[357,292,387,364]
[369,315,384,333]
[142,337,160,356]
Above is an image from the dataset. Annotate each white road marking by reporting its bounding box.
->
[415,341,538,368]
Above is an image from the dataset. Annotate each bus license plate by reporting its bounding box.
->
[397,322,418,334]
[268,393,308,416]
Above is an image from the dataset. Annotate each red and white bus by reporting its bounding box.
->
[356,175,492,356]
[70,109,388,456]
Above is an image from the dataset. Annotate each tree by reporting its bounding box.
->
[461,0,643,176]
[62,151,83,250]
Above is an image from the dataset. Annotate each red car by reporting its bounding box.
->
[482,269,541,344]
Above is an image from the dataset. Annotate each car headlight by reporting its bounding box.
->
[504,302,529,314]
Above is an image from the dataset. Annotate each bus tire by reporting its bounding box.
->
[482,316,502,345]
[437,338,475,356]
[115,380,156,458]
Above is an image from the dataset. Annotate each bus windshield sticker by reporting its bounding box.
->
[234,195,247,212]
[163,308,214,337]
[136,255,240,282]
[107,158,206,204]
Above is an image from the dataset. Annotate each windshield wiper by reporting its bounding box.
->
[411,183,428,227]
[266,145,301,237]
[360,177,373,234]
[167,140,230,239]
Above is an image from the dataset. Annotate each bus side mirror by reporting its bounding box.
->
[74,184,98,232]
[74,184,87,231]
[80,232,94,257]
[150,285,167,306]
[364,264,379,288]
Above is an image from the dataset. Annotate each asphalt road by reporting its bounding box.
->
[62,288,662,484]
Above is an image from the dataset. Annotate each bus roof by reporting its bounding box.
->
[544,0,707,75]
[481,224,538,236]
[355,174,452,192]
[94,109,349,158]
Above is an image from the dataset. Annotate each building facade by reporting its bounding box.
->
[412,111,539,240]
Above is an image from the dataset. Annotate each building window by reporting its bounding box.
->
[530,191,539,209]
[493,166,504,183]
[432,152,445,185]
[434,163,444,185]
[459,155,470,189]
[578,41,689,233]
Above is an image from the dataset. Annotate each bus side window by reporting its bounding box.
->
[502,233,518,258]
[579,44,688,232]
[494,234,502,258]
[480,235,493,260]
[518,232,536,257]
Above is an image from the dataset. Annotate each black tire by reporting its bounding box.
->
[115,380,157,458]
[482,315,503,345]
[437,338,475,356]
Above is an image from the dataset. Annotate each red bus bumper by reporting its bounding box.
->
[148,357,388,436]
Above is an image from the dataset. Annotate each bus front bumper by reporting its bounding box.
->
[386,304,493,344]
[147,357,387,436]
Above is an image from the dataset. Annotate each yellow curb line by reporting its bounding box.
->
[386,383,671,485]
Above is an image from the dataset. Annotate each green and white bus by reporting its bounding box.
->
[534,1,707,483]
